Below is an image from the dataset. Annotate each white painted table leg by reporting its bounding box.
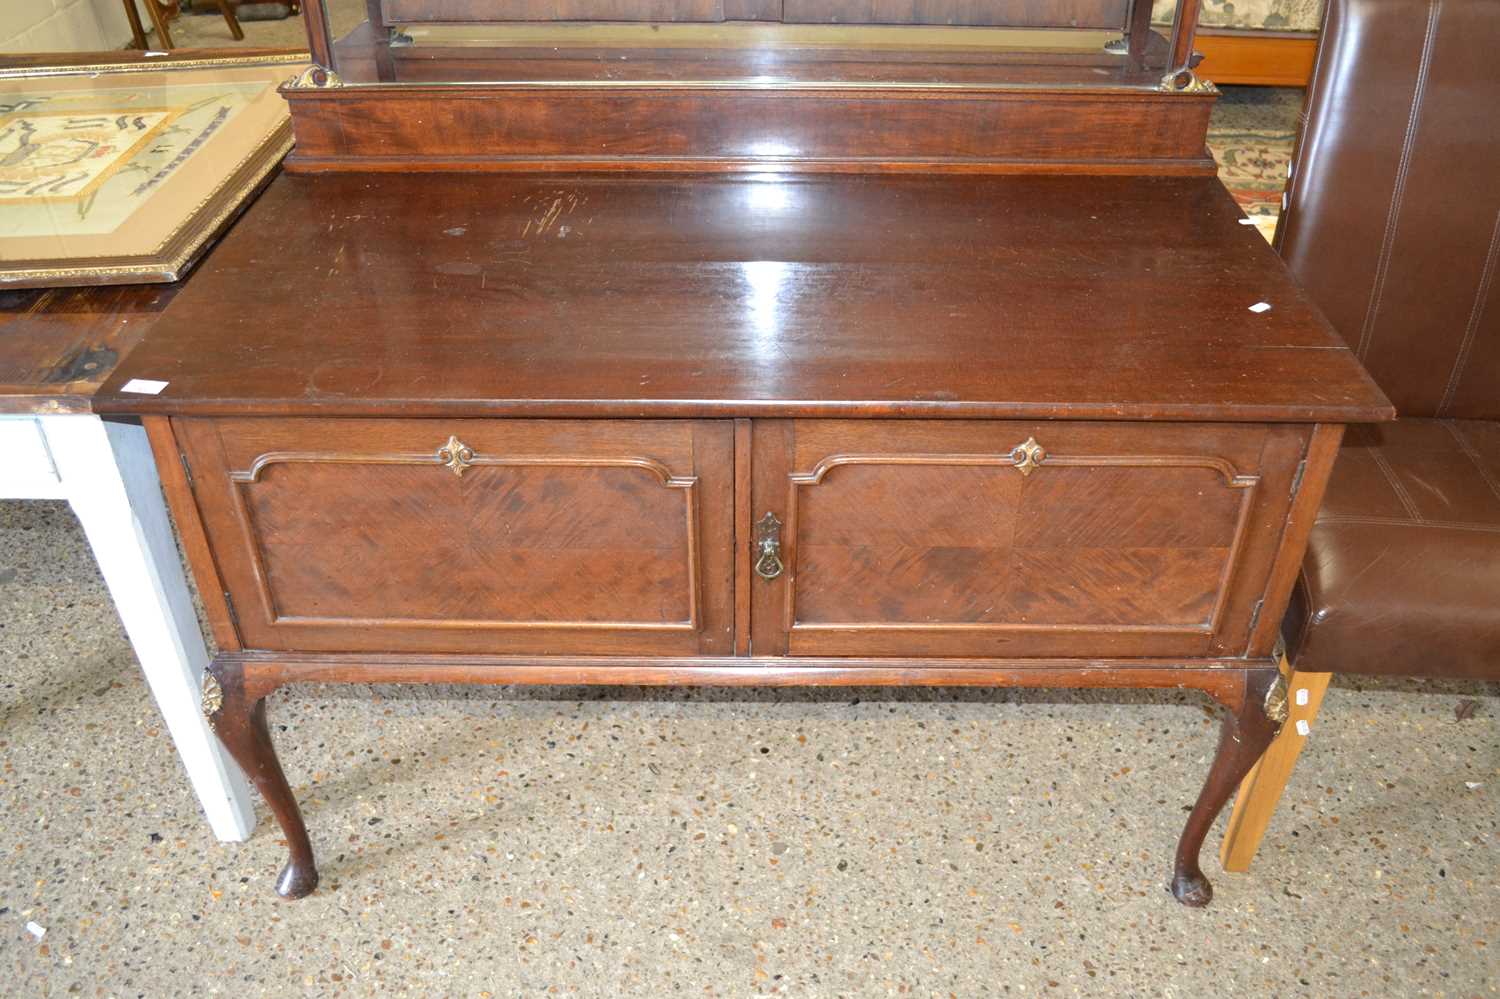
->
[40,414,255,842]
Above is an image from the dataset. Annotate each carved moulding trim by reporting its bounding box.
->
[225,650,1271,702]
[233,449,694,486]
[276,77,1208,95]
[793,450,1258,488]
[782,449,1261,636]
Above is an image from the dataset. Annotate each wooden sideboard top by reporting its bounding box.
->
[95,171,1393,423]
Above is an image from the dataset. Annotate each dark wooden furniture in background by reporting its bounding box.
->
[125,0,245,49]
[1219,0,1500,871]
[95,1,1393,906]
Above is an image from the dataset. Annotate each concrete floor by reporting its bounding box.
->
[1,498,1496,995]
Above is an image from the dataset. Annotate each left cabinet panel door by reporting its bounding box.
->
[175,418,735,656]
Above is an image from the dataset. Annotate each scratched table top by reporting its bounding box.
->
[96,170,1391,423]
[0,285,179,415]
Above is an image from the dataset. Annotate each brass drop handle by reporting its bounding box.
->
[754,511,784,580]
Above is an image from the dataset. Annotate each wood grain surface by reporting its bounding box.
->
[175,417,737,656]
[95,172,1392,424]
[0,286,178,414]
[751,419,1309,658]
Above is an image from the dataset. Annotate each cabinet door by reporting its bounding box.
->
[178,418,734,656]
[750,420,1308,658]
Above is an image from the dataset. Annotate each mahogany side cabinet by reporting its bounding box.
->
[91,0,1395,909]
[96,167,1392,906]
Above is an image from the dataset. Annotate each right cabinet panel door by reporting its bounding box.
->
[750,420,1310,659]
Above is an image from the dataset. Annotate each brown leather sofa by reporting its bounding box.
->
[1219,0,1500,870]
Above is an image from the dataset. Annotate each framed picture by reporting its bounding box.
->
[0,52,307,289]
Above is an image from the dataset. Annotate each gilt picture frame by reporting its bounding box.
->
[0,52,307,289]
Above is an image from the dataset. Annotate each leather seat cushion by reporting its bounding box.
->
[1284,419,1500,680]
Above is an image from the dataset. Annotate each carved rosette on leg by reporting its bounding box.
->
[202,662,320,899]
[1169,669,1286,907]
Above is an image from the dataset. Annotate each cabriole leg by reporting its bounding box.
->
[204,661,319,899]
[1170,670,1286,907]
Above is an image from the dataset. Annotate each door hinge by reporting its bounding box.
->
[179,450,195,489]
[1289,459,1307,498]
[1247,598,1265,640]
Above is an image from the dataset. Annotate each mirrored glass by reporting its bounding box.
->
[303,0,1202,91]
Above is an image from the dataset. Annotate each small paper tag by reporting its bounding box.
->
[1295,688,1309,706]
[121,378,169,395]
[1248,302,1273,314]
[1238,218,1258,225]
[25,922,45,940]
[1295,719,1310,737]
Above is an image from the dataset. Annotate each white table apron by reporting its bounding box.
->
[0,413,254,841]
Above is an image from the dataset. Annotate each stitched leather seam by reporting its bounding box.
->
[1366,445,1424,522]
[1437,210,1500,416]
[1356,0,1443,361]
[1315,515,1500,534]
[1444,420,1500,504]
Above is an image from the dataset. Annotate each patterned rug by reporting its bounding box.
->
[1207,86,1302,243]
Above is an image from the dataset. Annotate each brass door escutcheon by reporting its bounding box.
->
[754,511,784,580]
